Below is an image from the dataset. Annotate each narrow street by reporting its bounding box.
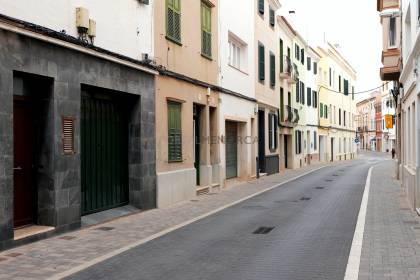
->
[65,153,384,280]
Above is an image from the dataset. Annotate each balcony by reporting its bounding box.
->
[380,48,401,81]
[279,56,298,84]
[279,105,299,127]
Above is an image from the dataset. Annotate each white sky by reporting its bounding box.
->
[279,0,383,101]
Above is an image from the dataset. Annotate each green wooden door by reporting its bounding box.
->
[81,93,129,215]
[225,121,238,179]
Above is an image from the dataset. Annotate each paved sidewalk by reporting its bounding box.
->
[359,160,420,280]
[0,162,333,280]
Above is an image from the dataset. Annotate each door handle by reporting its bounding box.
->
[13,167,22,171]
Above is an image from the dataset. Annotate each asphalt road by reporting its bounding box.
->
[66,154,384,280]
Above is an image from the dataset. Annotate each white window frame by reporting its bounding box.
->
[389,16,397,48]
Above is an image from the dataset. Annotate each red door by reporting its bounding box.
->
[13,98,37,228]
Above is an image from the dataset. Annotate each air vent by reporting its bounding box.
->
[62,117,75,155]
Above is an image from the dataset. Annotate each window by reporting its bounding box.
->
[269,7,275,27]
[296,79,300,103]
[389,17,396,47]
[329,68,332,86]
[295,44,300,60]
[339,108,342,125]
[229,40,241,69]
[314,131,317,150]
[307,87,312,106]
[307,57,311,71]
[338,75,342,92]
[269,113,278,150]
[312,91,317,108]
[344,110,346,126]
[258,0,264,15]
[288,91,291,105]
[300,82,305,104]
[324,105,328,119]
[166,0,181,43]
[320,102,324,118]
[279,39,284,72]
[295,130,302,154]
[258,42,265,82]
[301,48,305,65]
[352,86,355,100]
[270,52,275,87]
[314,62,318,74]
[201,2,212,58]
[168,101,182,162]
[344,79,349,95]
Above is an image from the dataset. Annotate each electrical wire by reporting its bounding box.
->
[317,81,392,95]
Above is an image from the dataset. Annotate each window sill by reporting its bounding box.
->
[201,53,213,61]
[166,36,182,46]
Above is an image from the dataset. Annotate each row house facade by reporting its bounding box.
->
[381,83,397,153]
[356,92,381,151]
[0,0,359,249]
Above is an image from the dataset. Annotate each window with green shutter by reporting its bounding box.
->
[166,0,181,43]
[258,0,264,15]
[168,101,182,162]
[269,7,275,27]
[324,105,328,119]
[201,2,212,58]
[320,102,324,118]
[258,42,265,82]
[270,52,275,87]
[344,79,349,95]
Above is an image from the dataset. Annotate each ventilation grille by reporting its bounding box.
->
[62,116,75,155]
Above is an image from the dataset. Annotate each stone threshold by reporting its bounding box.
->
[14,225,55,241]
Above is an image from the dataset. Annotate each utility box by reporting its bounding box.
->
[76,7,89,30]
[88,19,96,37]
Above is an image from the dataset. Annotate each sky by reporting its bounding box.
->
[279,0,383,101]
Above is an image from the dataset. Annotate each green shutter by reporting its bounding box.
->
[270,53,275,87]
[166,0,181,43]
[258,0,264,14]
[325,105,328,119]
[320,102,323,118]
[344,79,349,95]
[269,8,275,26]
[258,43,265,81]
[279,39,284,73]
[168,101,182,162]
[268,114,273,149]
[201,3,212,58]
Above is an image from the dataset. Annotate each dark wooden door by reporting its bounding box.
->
[81,94,129,215]
[193,105,201,186]
[258,110,266,173]
[284,135,288,168]
[13,98,37,228]
[225,121,238,179]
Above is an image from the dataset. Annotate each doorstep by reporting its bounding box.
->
[14,225,55,241]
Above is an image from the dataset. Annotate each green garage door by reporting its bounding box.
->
[225,121,238,179]
[81,93,129,215]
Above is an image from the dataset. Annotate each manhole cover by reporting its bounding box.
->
[253,227,275,234]
[315,187,325,190]
[300,197,311,201]
[332,174,339,177]
[325,179,333,182]
[95,226,115,231]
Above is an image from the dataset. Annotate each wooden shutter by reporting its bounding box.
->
[168,101,182,162]
[270,52,275,87]
[201,3,212,57]
[307,57,311,71]
[301,82,305,104]
[307,87,311,106]
[325,105,328,119]
[258,0,264,14]
[268,114,273,150]
[167,0,181,42]
[274,114,278,149]
[258,43,265,81]
[296,79,300,102]
[62,116,75,155]
[301,49,304,65]
[344,79,349,95]
[313,91,317,108]
[320,103,323,118]
[269,7,275,26]
[280,39,284,73]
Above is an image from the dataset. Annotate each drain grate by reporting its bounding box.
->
[300,197,311,201]
[95,226,115,231]
[325,179,333,182]
[332,174,339,177]
[59,236,76,241]
[253,227,275,234]
[315,187,325,190]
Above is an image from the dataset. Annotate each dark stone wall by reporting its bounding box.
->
[0,29,156,244]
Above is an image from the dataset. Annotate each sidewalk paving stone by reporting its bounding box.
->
[359,160,420,280]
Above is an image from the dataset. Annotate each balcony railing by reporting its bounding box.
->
[279,56,298,84]
[279,105,299,127]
